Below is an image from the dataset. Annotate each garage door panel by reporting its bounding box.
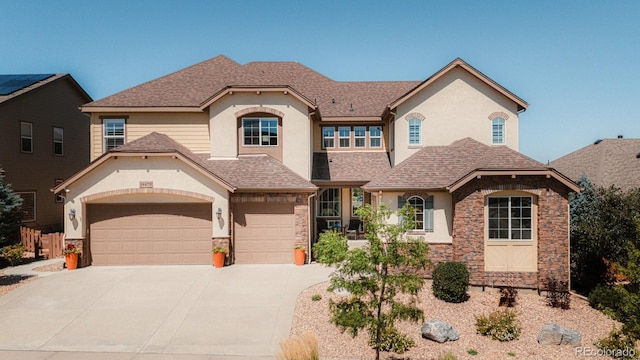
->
[234,203,295,264]
[89,204,212,265]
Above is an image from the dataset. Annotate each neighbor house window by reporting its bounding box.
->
[354,126,366,148]
[103,119,125,152]
[53,127,63,156]
[351,188,363,216]
[21,122,33,153]
[322,127,335,149]
[318,188,340,217]
[488,196,532,240]
[400,195,434,231]
[492,117,505,144]
[338,127,350,148]
[369,126,381,148]
[243,117,278,146]
[408,118,421,145]
[17,192,36,222]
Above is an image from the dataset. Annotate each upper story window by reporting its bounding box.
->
[492,117,505,144]
[369,126,381,148]
[21,122,33,153]
[487,196,532,240]
[103,119,125,152]
[322,127,335,149]
[318,188,340,217]
[338,127,350,148]
[53,127,63,156]
[408,118,421,145]
[243,117,278,146]
[354,126,366,148]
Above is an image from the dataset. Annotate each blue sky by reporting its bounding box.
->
[2,0,639,163]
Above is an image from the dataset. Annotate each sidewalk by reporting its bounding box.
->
[3,257,64,277]
[0,349,275,359]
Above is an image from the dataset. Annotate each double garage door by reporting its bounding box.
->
[88,202,296,265]
[89,204,212,265]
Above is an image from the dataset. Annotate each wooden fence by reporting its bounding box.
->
[20,226,63,259]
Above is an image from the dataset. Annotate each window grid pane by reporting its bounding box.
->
[369,126,381,148]
[322,127,335,148]
[21,122,33,153]
[354,126,366,148]
[103,119,125,152]
[338,127,350,148]
[488,196,532,240]
[53,127,63,155]
[492,118,505,144]
[318,188,341,217]
[408,118,421,145]
[408,196,425,230]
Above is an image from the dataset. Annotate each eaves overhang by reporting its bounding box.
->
[445,169,581,193]
[199,85,318,111]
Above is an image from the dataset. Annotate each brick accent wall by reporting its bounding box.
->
[451,176,571,289]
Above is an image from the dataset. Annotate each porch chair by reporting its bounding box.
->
[344,219,362,240]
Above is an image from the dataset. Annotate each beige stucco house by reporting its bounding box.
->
[54,56,579,289]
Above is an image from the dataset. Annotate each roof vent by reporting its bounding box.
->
[618,135,624,139]
[331,98,336,104]
[349,103,354,112]
[594,139,602,145]
[637,153,640,159]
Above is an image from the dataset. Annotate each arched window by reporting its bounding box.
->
[318,188,341,217]
[408,118,421,145]
[401,195,434,231]
[492,117,505,145]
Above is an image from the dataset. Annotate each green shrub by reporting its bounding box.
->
[311,294,322,301]
[475,309,521,342]
[368,327,415,354]
[467,349,478,356]
[498,286,518,307]
[432,261,469,303]
[312,230,348,264]
[589,284,640,339]
[594,326,639,360]
[440,352,457,360]
[1,243,25,266]
[544,277,571,309]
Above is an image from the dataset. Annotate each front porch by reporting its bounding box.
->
[314,187,369,241]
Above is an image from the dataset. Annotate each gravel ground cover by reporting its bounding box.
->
[0,270,36,297]
[291,282,628,360]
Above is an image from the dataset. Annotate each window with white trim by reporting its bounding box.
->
[351,188,363,216]
[400,195,434,231]
[354,126,366,148]
[21,122,33,153]
[103,119,125,152]
[488,196,532,240]
[17,192,36,222]
[369,126,381,148]
[338,127,350,148]
[318,188,341,217]
[322,127,335,149]
[53,127,63,156]
[492,117,505,144]
[243,117,278,146]
[408,118,421,145]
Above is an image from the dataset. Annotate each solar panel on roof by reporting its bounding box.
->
[0,74,55,96]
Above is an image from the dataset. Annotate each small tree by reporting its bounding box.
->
[0,167,23,247]
[313,204,431,360]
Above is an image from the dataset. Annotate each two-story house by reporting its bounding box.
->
[0,74,92,233]
[54,56,579,289]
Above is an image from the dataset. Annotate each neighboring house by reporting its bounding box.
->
[0,74,92,232]
[550,137,640,192]
[54,56,579,289]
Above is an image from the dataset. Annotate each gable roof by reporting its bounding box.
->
[81,56,524,118]
[53,132,316,194]
[550,138,640,191]
[363,138,578,192]
[0,74,92,105]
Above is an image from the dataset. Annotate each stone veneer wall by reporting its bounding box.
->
[230,192,311,256]
[451,176,571,289]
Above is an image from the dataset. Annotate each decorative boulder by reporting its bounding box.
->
[537,324,582,346]
[421,320,459,343]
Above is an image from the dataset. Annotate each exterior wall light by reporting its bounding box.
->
[68,209,76,221]
[216,208,222,219]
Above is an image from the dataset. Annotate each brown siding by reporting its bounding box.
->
[451,176,571,289]
[0,76,91,231]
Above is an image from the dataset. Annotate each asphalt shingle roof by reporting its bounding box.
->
[550,138,640,191]
[363,138,546,190]
[312,152,391,182]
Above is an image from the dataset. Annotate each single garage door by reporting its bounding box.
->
[89,203,212,265]
[233,202,295,264]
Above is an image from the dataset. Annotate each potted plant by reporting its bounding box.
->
[294,244,306,266]
[63,244,81,270]
[212,246,227,268]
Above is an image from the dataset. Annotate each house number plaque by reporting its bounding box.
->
[139,181,153,188]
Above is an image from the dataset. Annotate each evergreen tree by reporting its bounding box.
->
[0,167,23,247]
[314,204,431,360]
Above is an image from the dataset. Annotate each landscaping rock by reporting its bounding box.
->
[537,324,582,346]
[421,319,459,343]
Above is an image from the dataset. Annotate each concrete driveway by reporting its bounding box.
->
[0,263,333,359]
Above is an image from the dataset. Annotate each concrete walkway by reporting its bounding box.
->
[0,262,333,360]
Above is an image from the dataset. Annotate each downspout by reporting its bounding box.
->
[308,192,316,264]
